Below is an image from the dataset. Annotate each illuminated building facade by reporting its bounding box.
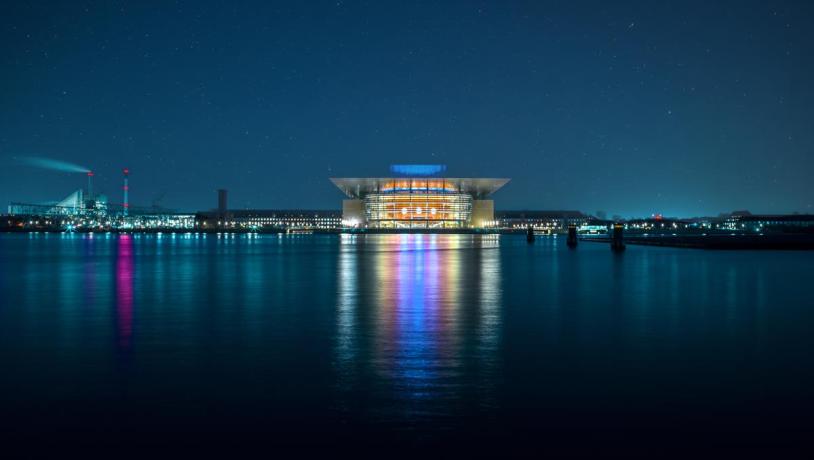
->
[196,209,341,230]
[721,214,814,232]
[496,210,590,233]
[331,167,509,229]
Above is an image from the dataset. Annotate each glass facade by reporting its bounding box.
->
[364,192,472,228]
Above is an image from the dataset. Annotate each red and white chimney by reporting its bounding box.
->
[122,168,129,217]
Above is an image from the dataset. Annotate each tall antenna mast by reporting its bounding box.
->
[122,168,129,217]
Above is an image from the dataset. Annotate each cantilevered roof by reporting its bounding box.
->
[330,177,510,199]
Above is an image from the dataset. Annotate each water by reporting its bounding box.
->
[1,233,812,452]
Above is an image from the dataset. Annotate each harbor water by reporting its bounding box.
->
[0,233,812,452]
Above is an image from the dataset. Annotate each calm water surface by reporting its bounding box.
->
[0,233,812,452]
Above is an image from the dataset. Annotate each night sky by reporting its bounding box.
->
[1,1,812,217]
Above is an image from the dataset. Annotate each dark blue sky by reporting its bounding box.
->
[1,1,812,217]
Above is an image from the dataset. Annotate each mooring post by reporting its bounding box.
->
[526,225,535,244]
[567,224,578,248]
[611,223,626,252]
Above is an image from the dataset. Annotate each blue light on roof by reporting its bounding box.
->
[390,164,447,176]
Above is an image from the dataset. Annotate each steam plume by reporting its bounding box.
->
[17,156,91,173]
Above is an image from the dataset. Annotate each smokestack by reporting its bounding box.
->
[123,168,129,217]
[217,189,228,226]
[218,189,227,215]
[87,171,94,200]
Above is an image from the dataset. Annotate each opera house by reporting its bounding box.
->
[330,165,509,229]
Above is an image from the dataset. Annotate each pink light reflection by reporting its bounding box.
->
[116,234,134,351]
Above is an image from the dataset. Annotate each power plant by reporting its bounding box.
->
[4,166,196,231]
[8,166,148,218]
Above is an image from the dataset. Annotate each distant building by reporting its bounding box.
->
[8,189,86,216]
[496,210,590,232]
[730,210,752,217]
[196,209,341,230]
[624,217,693,232]
[722,214,814,232]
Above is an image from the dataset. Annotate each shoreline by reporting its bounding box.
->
[4,229,814,249]
[581,233,814,250]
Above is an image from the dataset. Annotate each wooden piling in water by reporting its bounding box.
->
[611,223,625,252]
[567,224,578,248]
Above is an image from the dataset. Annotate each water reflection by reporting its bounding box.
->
[336,234,502,420]
[115,235,134,353]
[82,235,97,310]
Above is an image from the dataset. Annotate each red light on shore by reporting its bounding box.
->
[87,171,94,176]
[123,168,129,175]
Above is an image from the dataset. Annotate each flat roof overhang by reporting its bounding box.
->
[330,178,510,200]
